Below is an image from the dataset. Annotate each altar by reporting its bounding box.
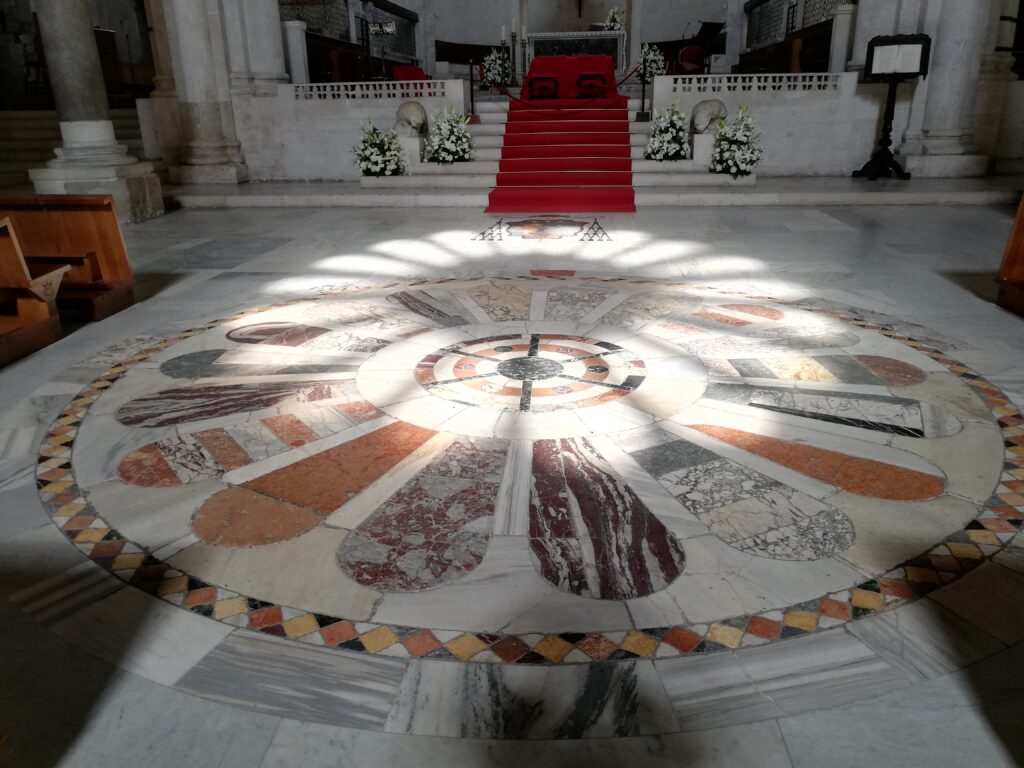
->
[527,30,627,71]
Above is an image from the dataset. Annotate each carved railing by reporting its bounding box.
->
[292,79,454,101]
[660,73,843,95]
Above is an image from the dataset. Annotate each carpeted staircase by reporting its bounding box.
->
[486,96,636,213]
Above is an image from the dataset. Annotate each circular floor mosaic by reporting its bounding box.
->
[37,275,1024,664]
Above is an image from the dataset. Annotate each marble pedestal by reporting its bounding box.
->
[29,120,164,223]
[904,154,991,178]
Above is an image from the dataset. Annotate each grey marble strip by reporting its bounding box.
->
[748,403,924,437]
[848,600,1006,682]
[728,359,778,379]
[175,630,407,730]
[657,629,914,731]
[9,560,125,625]
[812,355,885,385]
[384,659,678,739]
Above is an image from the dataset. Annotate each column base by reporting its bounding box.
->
[903,154,991,178]
[170,163,249,184]
[29,161,164,223]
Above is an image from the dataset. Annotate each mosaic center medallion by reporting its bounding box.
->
[34,275,1023,667]
[415,333,650,413]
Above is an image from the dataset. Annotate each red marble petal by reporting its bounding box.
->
[244,421,436,514]
[689,425,945,501]
[118,443,180,487]
[193,487,323,547]
[529,438,685,600]
[852,355,927,387]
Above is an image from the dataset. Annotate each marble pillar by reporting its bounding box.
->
[628,0,642,67]
[917,0,988,155]
[723,0,746,72]
[829,5,856,73]
[140,0,182,168]
[221,0,288,95]
[28,0,163,222]
[847,0,898,70]
[164,0,248,184]
[282,21,310,85]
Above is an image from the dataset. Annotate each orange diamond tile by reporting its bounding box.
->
[619,631,658,657]
[402,630,441,657]
[534,635,574,662]
[851,589,885,611]
[360,626,399,652]
[445,633,487,661]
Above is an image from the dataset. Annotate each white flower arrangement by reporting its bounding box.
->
[604,7,625,31]
[639,43,666,84]
[710,106,763,178]
[482,48,512,87]
[424,108,473,164]
[644,102,691,162]
[353,122,405,177]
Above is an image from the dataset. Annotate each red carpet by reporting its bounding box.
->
[486,96,635,214]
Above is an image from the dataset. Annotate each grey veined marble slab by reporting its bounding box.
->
[384,659,678,739]
[175,630,407,730]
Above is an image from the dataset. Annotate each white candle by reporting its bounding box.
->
[501,25,506,41]
[522,24,526,38]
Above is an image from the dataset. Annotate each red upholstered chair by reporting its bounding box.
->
[393,65,427,81]
[528,76,559,99]
[576,72,607,98]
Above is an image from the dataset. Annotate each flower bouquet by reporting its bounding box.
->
[644,102,691,161]
[354,122,405,177]
[424,108,473,164]
[710,106,763,178]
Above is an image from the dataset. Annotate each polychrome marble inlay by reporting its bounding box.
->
[32,274,1024,667]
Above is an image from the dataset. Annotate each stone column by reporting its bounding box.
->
[164,0,248,184]
[848,0,898,70]
[828,4,857,73]
[28,0,163,222]
[723,0,746,72]
[221,0,288,95]
[282,20,310,85]
[140,0,182,167]
[628,0,642,67]
[917,0,988,155]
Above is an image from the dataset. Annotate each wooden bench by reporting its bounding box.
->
[0,217,69,367]
[0,194,135,321]
[998,194,1024,318]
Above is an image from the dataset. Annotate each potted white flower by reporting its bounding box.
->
[482,49,512,87]
[605,7,625,31]
[710,106,763,178]
[354,122,406,177]
[644,102,691,162]
[424,109,473,164]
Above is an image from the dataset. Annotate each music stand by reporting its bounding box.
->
[852,34,931,181]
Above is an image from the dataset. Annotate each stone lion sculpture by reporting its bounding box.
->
[691,99,728,133]
[394,101,428,137]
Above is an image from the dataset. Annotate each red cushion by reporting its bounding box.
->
[393,65,427,81]
[525,55,617,99]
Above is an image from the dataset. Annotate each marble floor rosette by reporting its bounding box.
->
[23,273,1024,740]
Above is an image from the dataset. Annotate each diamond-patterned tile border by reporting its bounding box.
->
[31,276,1024,664]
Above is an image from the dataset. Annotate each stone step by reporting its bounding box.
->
[469,122,652,138]
[633,172,754,187]
[413,161,499,174]
[363,174,495,189]
[471,145,648,159]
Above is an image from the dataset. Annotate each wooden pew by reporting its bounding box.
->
[0,195,135,320]
[997,194,1024,318]
[0,217,69,368]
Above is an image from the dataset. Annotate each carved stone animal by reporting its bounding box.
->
[691,99,728,133]
[394,101,427,137]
